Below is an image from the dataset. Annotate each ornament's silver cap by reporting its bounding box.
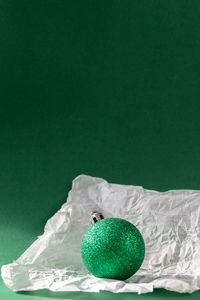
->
[90,211,104,224]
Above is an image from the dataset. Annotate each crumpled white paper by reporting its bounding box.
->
[1,175,200,294]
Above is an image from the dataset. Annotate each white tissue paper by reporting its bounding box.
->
[1,175,200,294]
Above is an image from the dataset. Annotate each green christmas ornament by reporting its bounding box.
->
[81,211,145,281]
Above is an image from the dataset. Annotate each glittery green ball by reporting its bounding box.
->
[81,218,145,280]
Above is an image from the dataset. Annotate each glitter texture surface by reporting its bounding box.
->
[81,218,145,280]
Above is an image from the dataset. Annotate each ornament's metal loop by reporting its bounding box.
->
[90,211,104,224]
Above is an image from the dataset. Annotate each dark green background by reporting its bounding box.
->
[0,1,200,299]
